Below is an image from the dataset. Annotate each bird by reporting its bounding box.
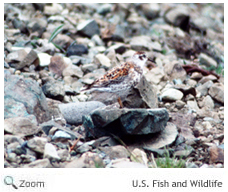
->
[81,51,152,108]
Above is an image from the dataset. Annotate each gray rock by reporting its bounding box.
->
[42,80,65,101]
[4,135,24,145]
[66,43,88,56]
[200,95,214,110]
[208,83,224,104]
[57,149,70,161]
[27,137,48,154]
[199,53,217,68]
[196,80,213,96]
[100,145,129,160]
[58,101,106,125]
[160,88,183,101]
[89,75,158,109]
[130,36,162,51]
[43,143,60,160]
[65,152,104,168]
[62,64,83,78]
[52,130,72,140]
[141,122,178,149]
[83,106,169,138]
[164,5,189,27]
[23,159,51,168]
[4,74,50,124]
[140,3,160,20]
[4,116,39,136]
[77,19,100,38]
[94,54,111,68]
[109,160,147,168]
[97,3,113,15]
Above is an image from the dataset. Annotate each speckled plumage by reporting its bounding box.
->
[81,51,148,94]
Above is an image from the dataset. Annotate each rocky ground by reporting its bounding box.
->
[4,3,224,168]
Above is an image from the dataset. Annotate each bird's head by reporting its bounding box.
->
[132,51,151,68]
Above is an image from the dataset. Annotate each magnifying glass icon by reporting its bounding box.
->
[4,176,18,189]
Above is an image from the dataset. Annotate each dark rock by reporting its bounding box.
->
[83,106,169,138]
[42,80,65,101]
[4,74,50,124]
[12,18,28,34]
[77,19,100,38]
[27,18,47,37]
[66,43,88,56]
[58,101,106,125]
[164,5,190,32]
[89,75,158,109]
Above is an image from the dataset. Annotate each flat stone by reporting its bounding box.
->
[52,130,72,140]
[164,61,187,81]
[66,43,88,56]
[100,145,129,160]
[200,95,214,110]
[187,100,200,112]
[58,101,106,125]
[43,143,60,160]
[145,67,165,85]
[62,64,83,78]
[27,137,48,154]
[77,19,100,38]
[110,160,147,168]
[142,122,178,149]
[57,149,70,161]
[4,116,39,136]
[199,53,217,68]
[160,88,184,101]
[44,3,63,15]
[23,159,51,168]
[89,75,158,109]
[140,3,160,20]
[208,83,224,104]
[65,152,104,168]
[4,74,50,123]
[94,54,111,68]
[196,80,214,97]
[130,36,162,51]
[83,106,169,138]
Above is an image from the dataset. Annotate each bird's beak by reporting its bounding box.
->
[147,57,153,62]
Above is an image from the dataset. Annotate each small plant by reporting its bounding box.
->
[151,149,186,168]
[48,24,65,53]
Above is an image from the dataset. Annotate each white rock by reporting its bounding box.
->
[161,88,183,101]
[94,54,111,68]
[44,143,60,160]
[38,53,51,67]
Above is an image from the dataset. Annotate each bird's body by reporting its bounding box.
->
[81,51,149,96]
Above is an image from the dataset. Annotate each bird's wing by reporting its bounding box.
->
[81,62,134,91]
